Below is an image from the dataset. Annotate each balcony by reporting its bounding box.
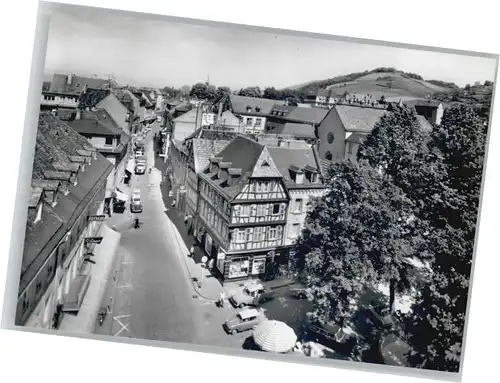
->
[62,262,92,313]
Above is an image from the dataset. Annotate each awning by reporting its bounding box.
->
[114,191,129,202]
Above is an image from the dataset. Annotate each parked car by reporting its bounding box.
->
[367,305,394,330]
[229,283,275,308]
[303,320,358,355]
[135,162,146,174]
[223,308,266,335]
[290,287,312,300]
[130,189,143,213]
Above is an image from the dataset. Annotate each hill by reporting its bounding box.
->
[288,68,456,100]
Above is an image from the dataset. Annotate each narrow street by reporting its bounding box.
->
[93,123,246,349]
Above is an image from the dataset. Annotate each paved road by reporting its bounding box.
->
[94,124,246,349]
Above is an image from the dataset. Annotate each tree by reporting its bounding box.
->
[215,86,231,103]
[357,107,441,312]
[162,86,180,99]
[378,95,386,104]
[484,80,493,86]
[402,104,487,372]
[180,85,191,96]
[238,86,262,98]
[263,86,282,100]
[293,161,417,326]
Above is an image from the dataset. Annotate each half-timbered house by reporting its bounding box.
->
[196,135,290,282]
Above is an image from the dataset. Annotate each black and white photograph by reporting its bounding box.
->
[1,1,498,380]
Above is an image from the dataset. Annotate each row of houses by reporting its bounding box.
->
[168,93,437,168]
[165,91,440,283]
[16,112,114,328]
[16,73,168,328]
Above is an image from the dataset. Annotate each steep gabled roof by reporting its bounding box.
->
[200,135,267,199]
[192,138,232,173]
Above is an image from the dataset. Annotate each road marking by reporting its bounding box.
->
[117,284,133,289]
[114,314,131,319]
[122,261,133,265]
[113,316,131,336]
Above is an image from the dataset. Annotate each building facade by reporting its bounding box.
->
[16,112,114,329]
[196,136,291,282]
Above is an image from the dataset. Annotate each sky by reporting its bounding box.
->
[43,6,498,91]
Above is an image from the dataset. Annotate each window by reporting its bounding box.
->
[256,204,267,217]
[240,205,250,217]
[272,204,280,215]
[348,142,353,154]
[245,228,253,242]
[262,181,269,193]
[235,229,246,243]
[250,205,257,216]
[279,203,286,215]
[325,151,333,161]
[268,227,278,240]
[246,117,253,126]
[291,223,301,238]
[233,205,241,217]
[105,136,113,146]
[36,280,42,295]
[294,199,303,213]
[255,118,262,127]
[256,182,262,193]
[254,227,264,242]
[277,225,283,240]
[327,132,334,144]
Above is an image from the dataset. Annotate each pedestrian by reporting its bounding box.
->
[219,291,226,308]
[171,199,176,208]
[208,258,214,270]
[189,245,195,257]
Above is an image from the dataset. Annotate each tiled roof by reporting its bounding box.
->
[267,146,325,189]
[49,74,110,94]
[229,95,285,116]
[281,122,316,139]
[78,88,111,108]
[335,104,388,133]
[285,106,329,124]
[20,112,114,295]
[192,138,231,173]
[200,135,266,199]
[257,137,311,149]
[66,110,122,136]
[31,179,60,191]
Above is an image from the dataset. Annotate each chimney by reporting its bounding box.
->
[218,102,224,121]
[227,168,242,186]
[209,157,223,173]
[218,162,232,182]
[67,74,73,86]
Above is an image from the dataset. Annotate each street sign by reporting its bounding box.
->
[201,256,208,263]
[87,215,107,222]
[84,237,103,244]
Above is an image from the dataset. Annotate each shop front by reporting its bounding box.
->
[217,250,280,283]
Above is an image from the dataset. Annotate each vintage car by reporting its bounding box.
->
[290,287,312,300]
[229,282,275,308]
[367,305,394,330]
[223,308,266,335]
[135,162,146,174]
[130,189,143,213]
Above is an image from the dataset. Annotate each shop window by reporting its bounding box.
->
[36,280,43,295]
[22,293,29,314]
[228,258,250,279]
[252,258,266,275]
[325,151,333,161]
